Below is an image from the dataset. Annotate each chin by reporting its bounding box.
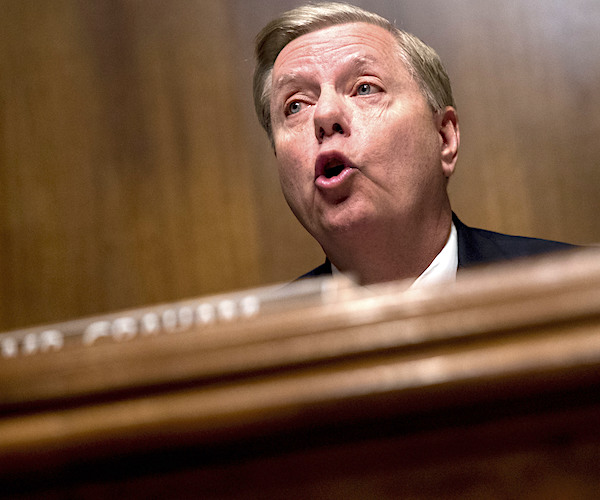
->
[316,207,379,238]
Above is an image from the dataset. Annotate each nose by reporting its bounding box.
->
[313,88,350,143]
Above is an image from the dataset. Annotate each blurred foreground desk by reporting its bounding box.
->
[2,249,600,498]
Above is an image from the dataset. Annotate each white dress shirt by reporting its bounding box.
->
[409,222,458,289]
[331,222,458,289]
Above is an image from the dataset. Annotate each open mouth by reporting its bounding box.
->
[324,162,346,178]
[315,152,355,180]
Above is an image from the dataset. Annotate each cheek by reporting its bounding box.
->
[277,159,298,195]
[276,149,314,225]
[275,142,310,199]
[276,127,314,175]
[364,116,441,191]
[388,113,439,163]
[363,120,418,168]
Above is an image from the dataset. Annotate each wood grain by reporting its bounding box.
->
[1,249,600,497]
[1,0,599,331]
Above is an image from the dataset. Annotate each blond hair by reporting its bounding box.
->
[253,2,455,145]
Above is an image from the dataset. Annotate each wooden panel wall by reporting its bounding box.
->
[0,1,265,329]
[1,0,599,330]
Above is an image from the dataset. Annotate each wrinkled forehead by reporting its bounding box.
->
[272,22,401,78]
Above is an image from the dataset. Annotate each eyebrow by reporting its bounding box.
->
[273,54,381,94]
[348,55,379,71]
[273,73,305,94]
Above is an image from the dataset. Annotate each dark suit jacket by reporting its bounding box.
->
[298,213,573,279]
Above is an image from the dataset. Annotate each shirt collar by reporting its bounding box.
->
[330,222,458,289]
[408,221,458,289]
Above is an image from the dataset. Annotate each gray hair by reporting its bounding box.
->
[253,2,455,145]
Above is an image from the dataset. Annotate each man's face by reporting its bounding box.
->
[270,23,455,247]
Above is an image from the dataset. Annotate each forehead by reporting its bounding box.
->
[272,22,402,81]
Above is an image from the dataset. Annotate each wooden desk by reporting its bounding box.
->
[1,249,600,498]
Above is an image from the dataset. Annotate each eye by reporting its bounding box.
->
[356,83,373,96]
[286,100,303,115]
[354,82,382,96]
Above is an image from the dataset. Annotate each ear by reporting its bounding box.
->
[437,106,459,179]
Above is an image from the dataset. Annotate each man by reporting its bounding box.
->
[253,2,571,287]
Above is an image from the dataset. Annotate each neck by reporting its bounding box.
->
[323,207,453,286]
